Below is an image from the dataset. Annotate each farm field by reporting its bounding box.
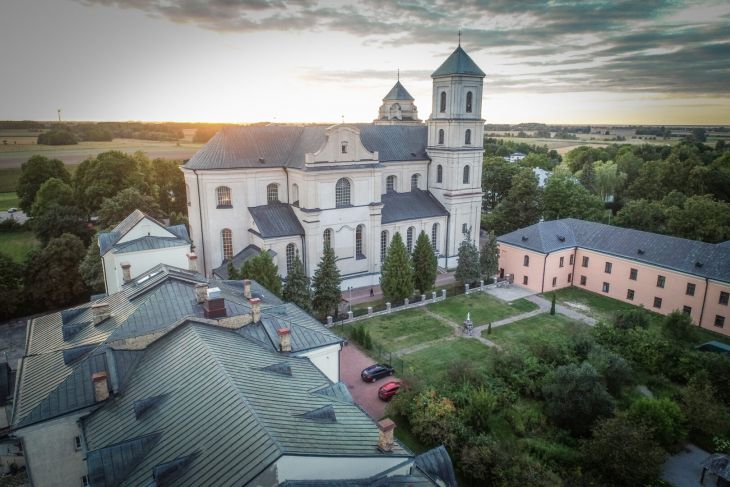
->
[0,192,19,211]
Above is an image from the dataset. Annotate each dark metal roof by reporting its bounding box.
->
[249,203,305,238]
[498,218,730,283]
[212,244,276,279]
[111,236,189,254]
[431,45,485,78]
[86,432,162,487]
[98,211,190,255]
[381,190,449,224]
[182,124,428,170]
[383,81,414,101]
[414,445,457,487]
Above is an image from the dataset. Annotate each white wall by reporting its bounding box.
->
[298,343,341,383]
[116,218,175,244]
[103,245,190,294]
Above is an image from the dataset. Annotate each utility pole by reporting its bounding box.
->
[57,108,62,122]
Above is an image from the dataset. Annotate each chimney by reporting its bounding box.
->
[203,287,226,319]
[377,418,396,452]
[91,302,110,325]
[121,262,132,283]
[277,327,292,352]
[243,279,251,299]
[194,283,208,304]
[186,252,198,272]
[249,297,261,322]
[92,372,110,402]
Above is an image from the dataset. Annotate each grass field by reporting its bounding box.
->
[0,231,39,262]
[427,293,538,325]
[487,313,588,350]
[0,192,19,211]
[488,135,676,155]
[402,338,493,379]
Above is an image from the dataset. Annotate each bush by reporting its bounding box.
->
[37,128,78,145]
[661,311,697,344]
[490,349,549,397]
[627,397,687,451]
[588,346,633,395]
[409,388,463,449]
[682,378,730,442]
[613,308,651,330]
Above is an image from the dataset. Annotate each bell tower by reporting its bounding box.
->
[427,43,485,266]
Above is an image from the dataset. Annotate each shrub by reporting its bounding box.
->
[588,346,633,395]
[490,349,549,397]
[409,389,463,449]
[681,378,730,441]
[613,308,650,330]
[627,397,687,451]
[661,311,697,344]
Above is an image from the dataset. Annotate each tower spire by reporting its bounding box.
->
[458,29,461,47]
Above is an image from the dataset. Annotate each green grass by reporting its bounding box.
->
[428,293,538,325]
[547,287,655,324]
[0,192,19,211]
[0,231,39,262]
[487,313,587,350]
[402,338,493,379]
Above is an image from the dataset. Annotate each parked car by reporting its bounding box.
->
[378,381,402,401]
[361,363,395,383]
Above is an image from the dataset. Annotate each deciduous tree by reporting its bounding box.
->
[17,155,70,214]
[30,178,75,216]
[24,233,87,309]
[97,187,163,229]
[0,253,23,321]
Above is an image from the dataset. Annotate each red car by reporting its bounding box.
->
[378,381,402,401]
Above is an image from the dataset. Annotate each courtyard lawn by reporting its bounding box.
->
[487,313,588,351]
[335,308,454,353]
[402,338,493,379]
[547,287,657,324]
[0,231,39,262]
[0,192,19,211]
[428,292,538,325]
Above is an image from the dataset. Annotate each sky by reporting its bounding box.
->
[1,0,729,125]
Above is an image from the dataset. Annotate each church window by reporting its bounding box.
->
[323,228,333,249]
[335,178,351,207]
[286,243,296,274]
[466,91,473,113]
[407,227,415,253]
[410,174,420,190]
[439,91,446,112]
[386,175,397,193]
[341,141,348,154]
[221,229,233,260]
[380,230,388,263]
[356,224,365,258]
[431,223,439,252]
[437,165,443,183]
[267,183,279,204]
[216,186,232,208]
[438,129,444,145]
[292,183,299,206]
[463,165,470,184]
[462,223,468,234]
[465,129,471,145]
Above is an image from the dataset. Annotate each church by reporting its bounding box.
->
[182,44,485,289]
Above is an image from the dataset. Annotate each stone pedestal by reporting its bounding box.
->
[386,302,391,313]
[441,289,446,300]
[367,306,373,316]
[465,283,470,294]
[432,291,437,301]
[404,298,409,306]
[326,316,333,325]
[421,294,426,302]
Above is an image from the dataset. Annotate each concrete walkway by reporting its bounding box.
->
[662,444,712,487]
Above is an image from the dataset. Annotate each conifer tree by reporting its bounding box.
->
[282,250,312,312]
[480,231,499,281]
[241,251,282,297]
[412,230,437,294]
[455,229,480,286]
[312,245,342,319]
[380,232,414,303]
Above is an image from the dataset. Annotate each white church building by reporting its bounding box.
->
[182,45,485,289]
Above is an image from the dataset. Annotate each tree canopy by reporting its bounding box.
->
[455,229,480,286]
[17,155,70,214]
[480,231,499,280]
[380,232,414,303]
[97,187,163,229]
[23,233,87,309]
[312,246,342,319]
[412,230,437,294]
[239,251,282,298]
[282,249,312,312]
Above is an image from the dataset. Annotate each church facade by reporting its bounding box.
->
[182,45,485,289]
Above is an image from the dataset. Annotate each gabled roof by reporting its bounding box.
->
[249,203,305,238]
[498,219,730,283]
[383,81,414,101]
[212,244,276,280]
[98,210,190,255]
[431,45,485,78]
[381,190,449,224]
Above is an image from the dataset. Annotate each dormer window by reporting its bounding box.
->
[341,142,348,154]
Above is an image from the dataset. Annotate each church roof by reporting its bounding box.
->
[249,203,305,238]
[431,46,485,78]
[212,244,276,280]
[383,81,414,101]
[381,190,449,224]
[182,124,428,171]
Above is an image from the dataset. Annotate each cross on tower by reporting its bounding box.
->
[458,29,461,46]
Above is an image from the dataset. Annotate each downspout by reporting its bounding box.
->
[193,169,206,275]
[571,246,577,286]
[698,277,709,328]
[540,251,550,293]
[101,255,108,295]
[284,167,290,203]
[300,234,307,276]
[444,213,450,270]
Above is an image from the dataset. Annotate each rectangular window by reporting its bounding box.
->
[715,315,725,328]
[604,262,612,274]
[569,254,574,265]
[523,275,528,285]
[82,476,89,487]
[568,273,572,283]
[627,289,635,300]
[629,268,638,280]
[686,283,696,296]
[462,223,468,234]
[720,291,729,305]
[582,256,589,268]
[580,275,586,286]
[552,277,557,287]
[683,305,692,316]
[657,275,665,288]
[602,282,610,293]
[559,256,564,268]
[523,255,529,267]
[653,297,662,309]
[75,436,82,450]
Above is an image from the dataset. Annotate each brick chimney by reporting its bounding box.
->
[186,252,198,272]
[243,279,251,299]
[377,418,396,452]
[91,302,111,325]
[249,297,261,322]
[203,287,226,319]
[92,372,110,402]
[277,327,292,352]
[194,283,208,304]
[121,262,132,283]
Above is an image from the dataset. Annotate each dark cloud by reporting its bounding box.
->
[75,0,730,96]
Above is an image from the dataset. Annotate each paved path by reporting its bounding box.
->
[525,294,598,326]
[662,444,711,487]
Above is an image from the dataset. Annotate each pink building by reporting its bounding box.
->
[497,219,730,337]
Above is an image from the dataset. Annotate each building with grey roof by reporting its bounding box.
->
[182,44,485,291]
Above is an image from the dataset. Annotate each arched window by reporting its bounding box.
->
[380,230,388,263]
[386,175,397,193]
[221,229,233,260]
[335,178,351,207]
[431,223,439,252]
[185,183,191,206]
[439,91,446,112]
[292,183,299,206]
[438,129,444,145]
[466,91,473,113]
[267,183,279,204]
[356,224,365,258]
[523,255,530,266]
[286,243,296,274]
[463,165,470,184]
[437,165,443,183]
[216,186,231,208]
[323,228,333,249]
[407,227,415,253]
[465,129,471,145]
[410,174,420,190]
